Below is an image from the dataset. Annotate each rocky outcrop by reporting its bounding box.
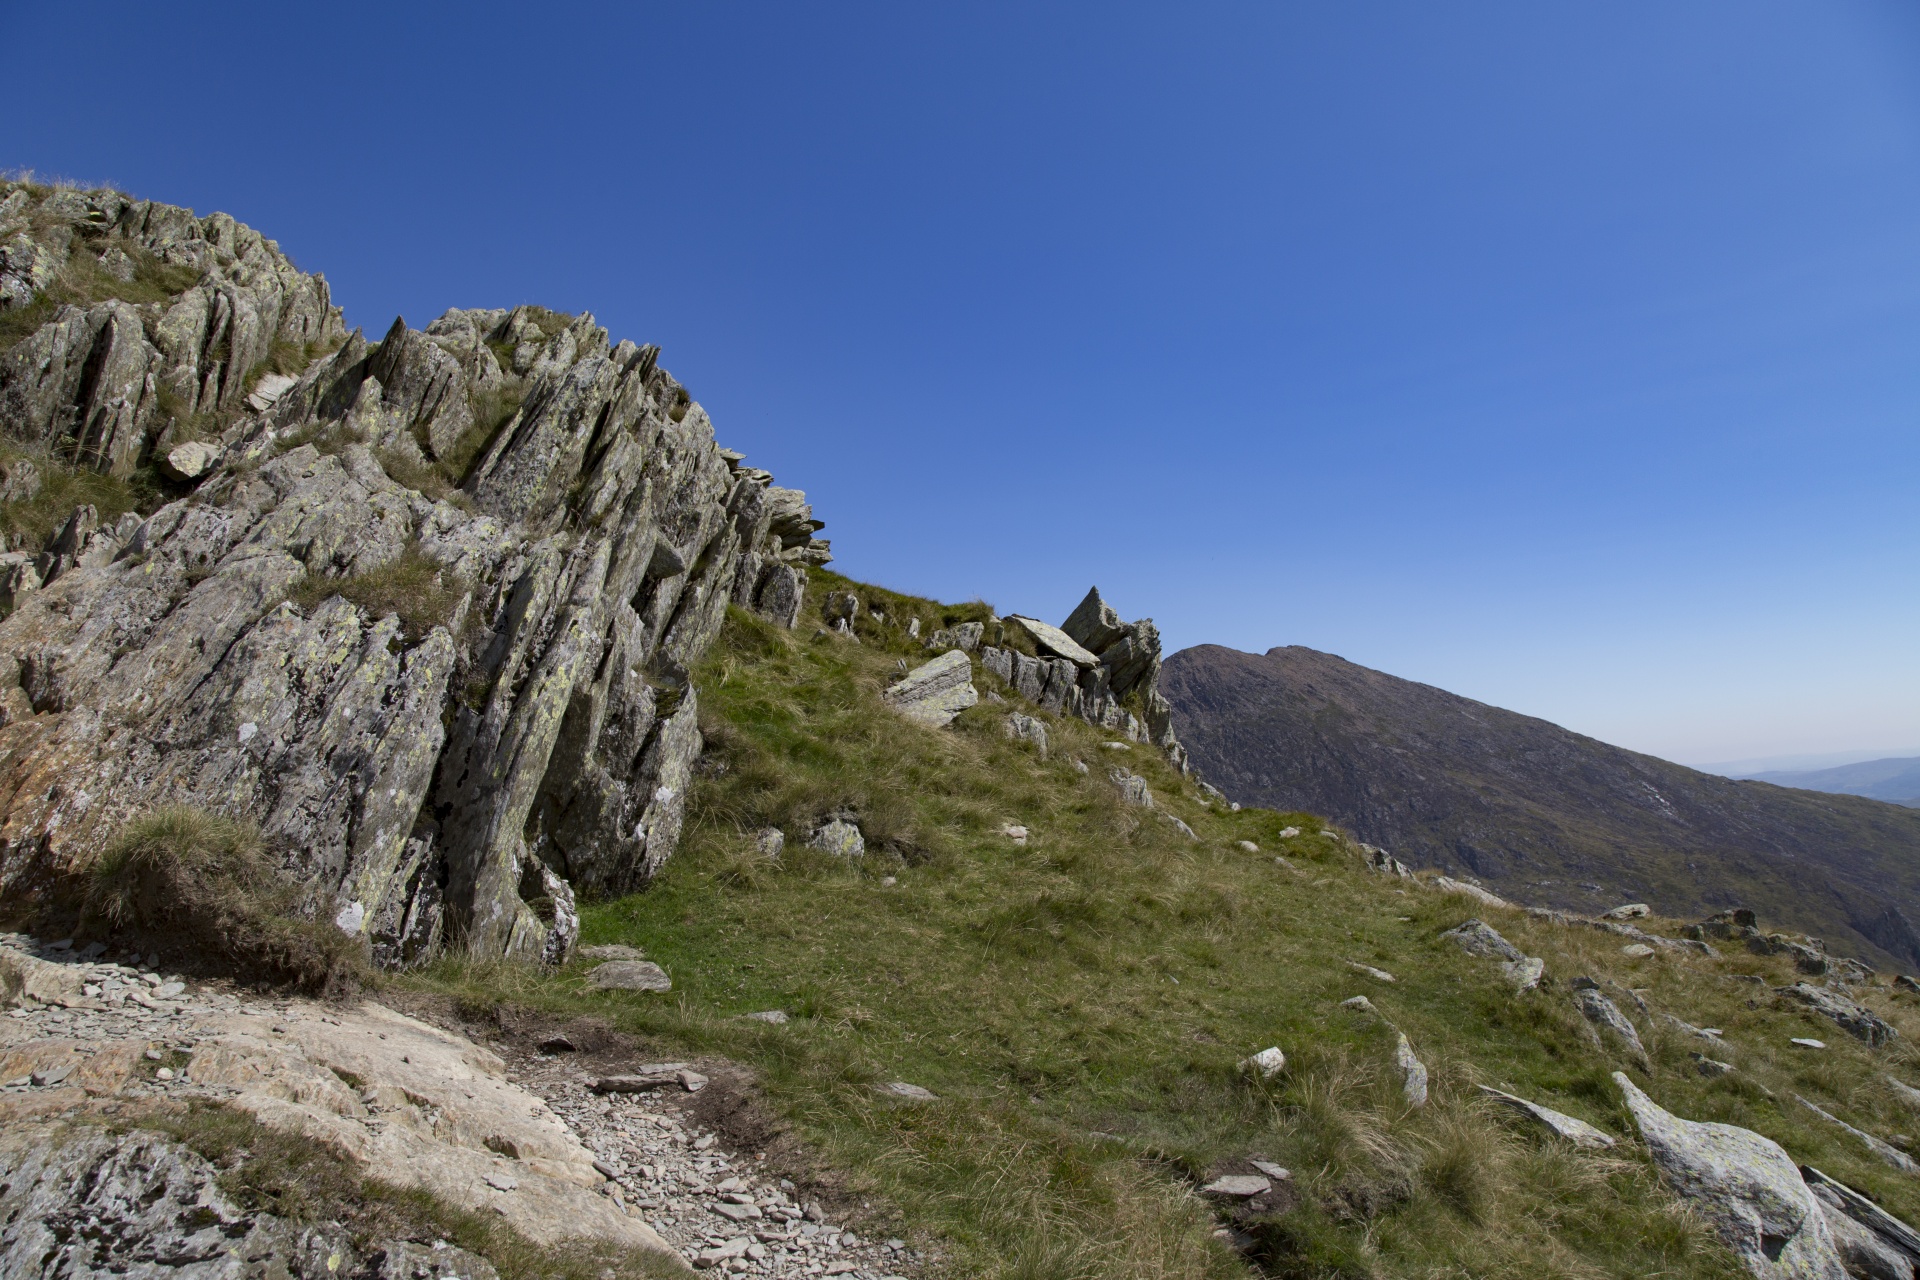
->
[0,186,819,966]
[968,586,1188,772]
[1477,1085,1615,1149]
[1776,984,1898,1047]
[1615,1073,1846,1280]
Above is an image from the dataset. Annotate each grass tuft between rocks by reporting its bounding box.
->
[83,806,365,996]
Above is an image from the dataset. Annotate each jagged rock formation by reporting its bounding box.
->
[0,182,822,965]
[957,586,1187,771]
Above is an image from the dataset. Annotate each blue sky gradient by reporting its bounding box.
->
[7,2,1917,764]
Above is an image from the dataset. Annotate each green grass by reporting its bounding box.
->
[289,540,464,642]
[395,579,1920,1278]
[0,443,164,550]
[0,232,205,355]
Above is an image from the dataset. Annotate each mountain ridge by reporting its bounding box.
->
[1162,641,1920,970]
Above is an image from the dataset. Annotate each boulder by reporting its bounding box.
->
[586,960,672,992]
[925,621,984,653]
[1478,1086,1616,1149]
[882,648,978,727]
[1776,983,1898,1046]
[1441,919,1544,989]
[1573,980,1650,1068]
[1604,903,1652,920]
[808,819,865,859]
[1361,845,1414,878]
[1003,711,1048,757]
[1110,768,1154,808]
[157,438,219,481]
[1615,1072,1846,1280]
[1433,875,1509,908]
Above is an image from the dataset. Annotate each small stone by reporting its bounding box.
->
[1691,1053,1735,1077]
[1236,840,1259,853]
[1346,962,1395,982]
[1278,826,1300,838]
[743,1010,790,1025]
[155,1067,174,1081]
[587,960,672,992]
[484,1172,518,1192]
[1621,944,1655,958]
[678,1070,709,1092]
[1000,823,1029,844]
[754,828,785,860]
[154,982,185,998]
[1201,1175,1270,1198]
[144,1048,164,1061]
[878,1081,938,1101]
[808,820,865,860]
[579,944,646,960]
[1248,1160,1291,1181]
[1341,996,1377,1014]
[1241,1047,1286,1078]
[158,440,219,481]
[1792,1038,1827,1049]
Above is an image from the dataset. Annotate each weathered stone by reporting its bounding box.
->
[586,960,673,992]
[578,943,645,960]
[1604,903,1651,920]
[1361,845,1414,878]
[157,438,219,480]
[1110,768,1154,808]
[808,819,865,859]
[1478,1085,1616,1149]
[1347,961,1396,982]
[1777,983,1898,1046]
[1692,1053,1736,1077]
[877,1081,937,1101]
[0,456,38,503]
[1393,1031,1429,1107]
[1202,1175,1270,1197]
[1574,981,1650,1067]
[1433,874,1510,907]
[883,648,978,727]
[1003,711,1048,757]
[1615,1072,1845,1280]
[1241,1046,1286,1078]
[1804,1167,1920,1276]
[755,827,786,859]
[1442,919,1524,963]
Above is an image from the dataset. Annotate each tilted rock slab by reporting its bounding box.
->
[1615,1072,1846,1280]
[0,185,817,965]
[1478,1085,1616,1149]
[883,648,978,726]
[1777,983,1899,1047]
[1441,918,1545,991]
[1574,981,1652,1069]
[1795,1096,1920,1174]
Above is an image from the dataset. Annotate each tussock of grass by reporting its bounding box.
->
[84,807,364,995]
[116,1102,685,1280]
[290,541,462,642]
[0,444,161,550]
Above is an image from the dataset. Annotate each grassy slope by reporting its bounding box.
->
[405,573,1920,1280]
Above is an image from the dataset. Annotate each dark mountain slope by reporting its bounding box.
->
[1162,643,1920,968]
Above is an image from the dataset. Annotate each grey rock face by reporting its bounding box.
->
[0,1123,359,1280]
[1777,983,1898,1047]
[883,648,978,727]
[1053,585,1188,770]
[1804,1167,1920,1278]
[0,186,818,967]
[1477,1085,1616,1149]
[1615,1072,1846,1280]
[926,620,984,653]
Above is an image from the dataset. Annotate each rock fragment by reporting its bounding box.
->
[1478,1086,1616,1149]
[1241,1047,1286,1078]
[1776,983,1898,1046]
[808,819,865,859]
[586,960,672,992]
[882,649,979,727]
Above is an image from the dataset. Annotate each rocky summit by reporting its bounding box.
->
[11,179,1920,1280]
[0,179,825,968]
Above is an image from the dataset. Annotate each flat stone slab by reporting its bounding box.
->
[1201,1175,1271,1197]
[1005,616,1101,668]
[877,1081,938,1101]
[586,960,672,992]
[1479,1085,1616,1149]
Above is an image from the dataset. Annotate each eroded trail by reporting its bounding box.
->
[0,935,919,1279]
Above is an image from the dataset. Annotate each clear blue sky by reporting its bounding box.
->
[8,2,1918,766]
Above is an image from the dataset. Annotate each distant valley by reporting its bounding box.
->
[1734,756,1920,808]
[1162,643,1920,970]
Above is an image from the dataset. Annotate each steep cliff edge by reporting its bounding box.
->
[0,180,821,966]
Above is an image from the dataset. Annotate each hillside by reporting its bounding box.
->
[1160,643,1920,971]
[1742,758,1920,809]
[9,180,1920,1280]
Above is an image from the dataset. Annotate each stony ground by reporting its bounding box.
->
[0,932,921,1278]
